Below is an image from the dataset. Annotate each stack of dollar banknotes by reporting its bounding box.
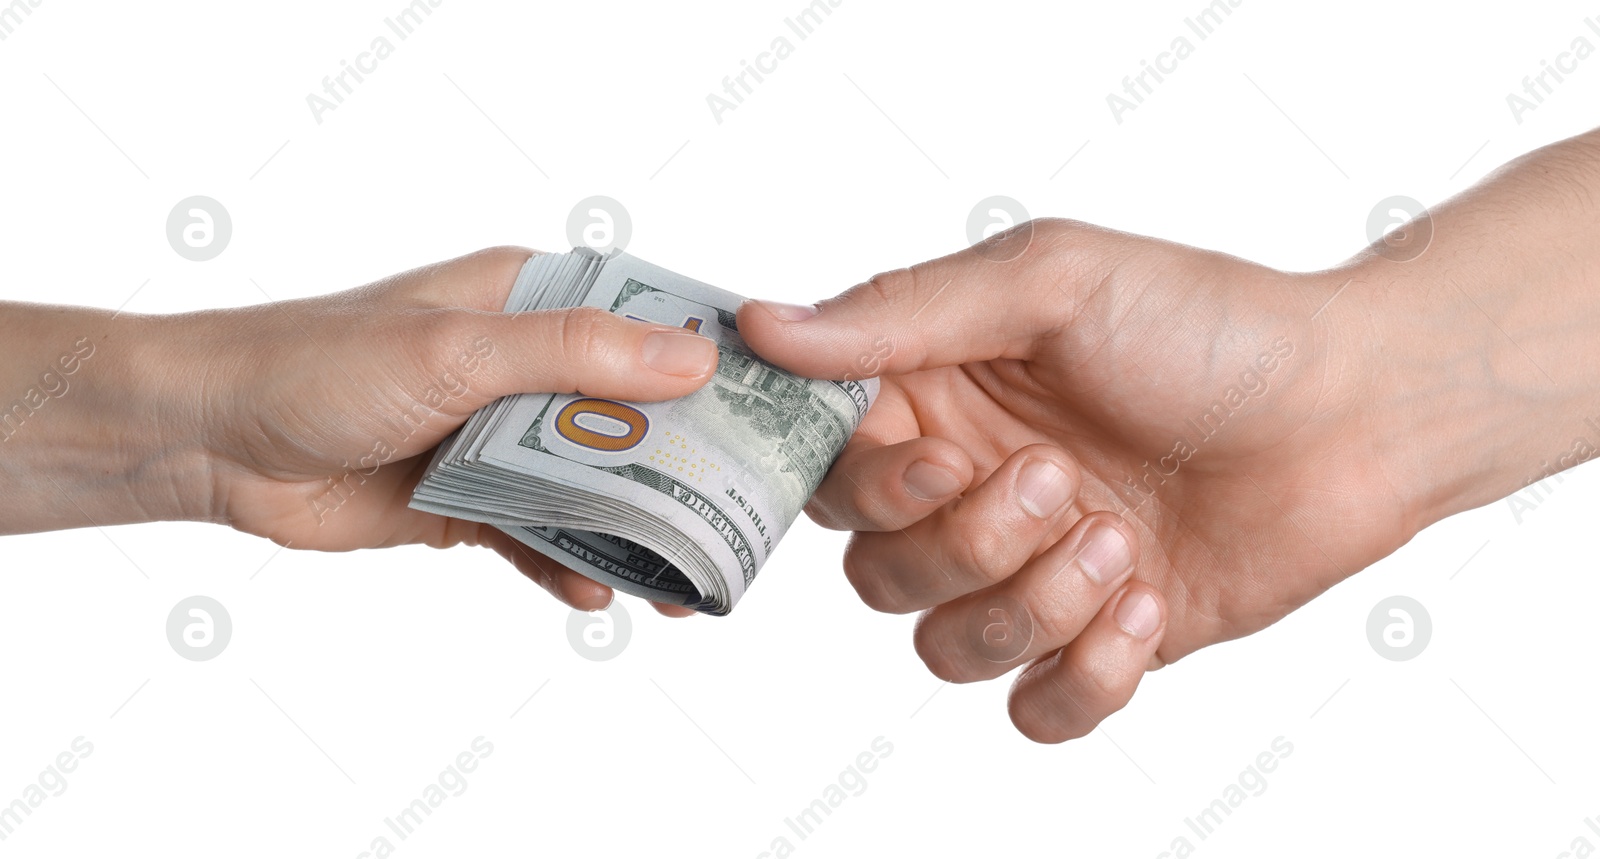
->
[410,250,878,615]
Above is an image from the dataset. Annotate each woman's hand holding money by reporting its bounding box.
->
[0,246,717,616]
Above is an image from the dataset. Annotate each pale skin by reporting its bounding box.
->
[736,126,1600,741]
[0,249,717,617]
[4,128,1598,741]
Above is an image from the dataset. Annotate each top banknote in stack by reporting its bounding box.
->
[410,249,877,615]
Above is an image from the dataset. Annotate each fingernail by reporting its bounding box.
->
[1076,525,1131,586]
[903,460,962,502]
[1016,459,1072,519]
[642,331,716,376]
[756,300,819,322]
[1115,591,1160,639]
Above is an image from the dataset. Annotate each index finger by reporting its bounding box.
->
[808,434,975,532]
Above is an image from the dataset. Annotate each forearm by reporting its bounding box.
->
[0,304,213,534]
[1354,127,1600,527]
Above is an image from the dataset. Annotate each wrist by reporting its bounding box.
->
[9,308,222,531]
[1329,130,1600,532]
[1352,251,1600,532]
[118,311,230,524]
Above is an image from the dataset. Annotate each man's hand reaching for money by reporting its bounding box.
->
[738,128,1600,741]
[741,221,1383,740]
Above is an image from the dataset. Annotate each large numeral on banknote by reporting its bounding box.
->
[554,398,650,452]
[554,314,706,452]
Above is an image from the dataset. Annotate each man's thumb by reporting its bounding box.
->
[738,220,1095,380]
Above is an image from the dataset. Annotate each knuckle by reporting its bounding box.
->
[416,310,481,374]
[981,217,1071,274]
[1028,597,1078,646]
[912,612,972,683]
[470,245,536,282]
[1030,220,1132,312]
[842,540,906,614]
[1023,216,1076,241]
[1007,653,1128,745]
[827,266,930,373]
[1074,659,1127,710]
[916,641,963,684]
[948,522,1015,587]
[846,477,898,531]
[865,265,918,302]
[1007,685,1069,744]
[842,266,920,318]
[556,306,616,362]
[845,574,899,615]
[1023,217,1096,256]
[802,496,848,532]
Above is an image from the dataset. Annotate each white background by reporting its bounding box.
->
[3,1,1599,856]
